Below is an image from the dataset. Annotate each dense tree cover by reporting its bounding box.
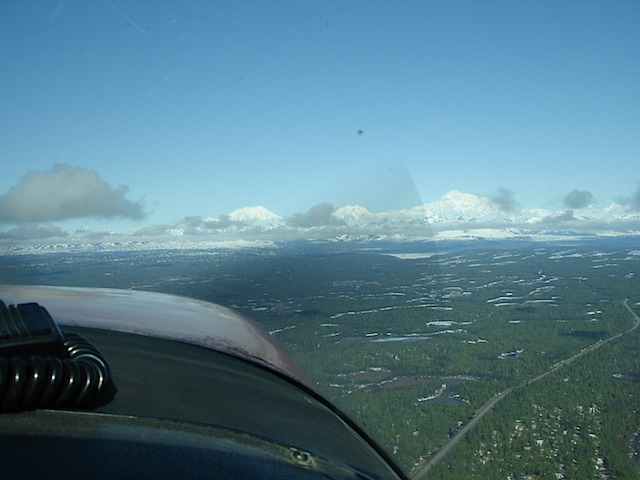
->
[428,329,640,479]
[1,240,638,476]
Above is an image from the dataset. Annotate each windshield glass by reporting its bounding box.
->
[1,1,639,477]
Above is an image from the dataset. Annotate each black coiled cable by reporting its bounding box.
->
[0,332,111,412]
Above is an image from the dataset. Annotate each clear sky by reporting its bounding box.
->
[1,1,639,238]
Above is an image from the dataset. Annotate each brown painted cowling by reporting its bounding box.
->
[0,284,306,383]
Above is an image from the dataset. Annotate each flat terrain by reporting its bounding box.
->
[1,238,639,477]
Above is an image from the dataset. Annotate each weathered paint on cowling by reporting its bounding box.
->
[0,284,307,384]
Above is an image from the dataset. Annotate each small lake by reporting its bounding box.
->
[372,336,433,343]
[418,396,465,405]
[340,334,433,343]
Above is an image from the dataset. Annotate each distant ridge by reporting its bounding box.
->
[1,191,639,250]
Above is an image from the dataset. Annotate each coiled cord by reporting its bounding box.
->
[0,332,111,412]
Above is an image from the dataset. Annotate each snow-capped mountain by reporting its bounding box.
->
[333,205,374,224]
[3,191,639,253]
[409,190,501,222]
[333,191,527,228]
[332,191,523,228]
[228,206,284,227]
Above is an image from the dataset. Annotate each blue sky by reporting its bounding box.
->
[1,0,639,238]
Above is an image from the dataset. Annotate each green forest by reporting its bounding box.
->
[1,239,639,477]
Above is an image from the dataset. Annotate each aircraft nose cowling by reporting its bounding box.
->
[0,284,308,385]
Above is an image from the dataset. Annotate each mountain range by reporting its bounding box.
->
[2,191,639,253]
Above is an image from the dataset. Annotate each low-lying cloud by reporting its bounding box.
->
[0,223,66,240]
[614,185,640,211]
[1,189,639,249]
[288,202,344,228]
[630,185,640,211]
[133,224,170,237]
[563,189,594,209]
[489,187,516,212]
[0,164,145,223]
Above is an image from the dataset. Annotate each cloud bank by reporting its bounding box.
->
[126,190,640,244]
[1,187,640,251]
[0,223,66,240]
[0,164,145,223]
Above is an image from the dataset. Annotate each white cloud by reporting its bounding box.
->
[1,190,639,250]
[0,164,145,223]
